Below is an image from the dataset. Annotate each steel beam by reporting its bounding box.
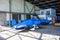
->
[9,0,11,26]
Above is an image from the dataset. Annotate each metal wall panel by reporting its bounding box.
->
[0,13,6,25]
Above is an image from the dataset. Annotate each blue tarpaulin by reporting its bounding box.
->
[13,20,34,29]
[13,17,51,30]
[11,19,17,26]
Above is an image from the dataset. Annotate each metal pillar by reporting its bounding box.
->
[34,5,36,14]
[24,0,25,13]
[9,0,11,26]
[24,0,26,20]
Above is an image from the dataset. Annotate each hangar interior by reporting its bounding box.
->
[0,0,59,26]
[0,0,40,26]
[25,0,60,21]
[11,0,60,26]
[0,0,60,40]
[0,0,60,26]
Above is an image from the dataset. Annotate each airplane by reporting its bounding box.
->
[12,16,51,30]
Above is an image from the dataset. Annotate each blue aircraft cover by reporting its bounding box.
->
[13,16,52,30]
[13,20,34,29]
[40,19,51,23]
[11,19,17,26]
[34,20,41,25]
[13,16,37,29]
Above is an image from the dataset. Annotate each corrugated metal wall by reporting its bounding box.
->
[0,13,6,25]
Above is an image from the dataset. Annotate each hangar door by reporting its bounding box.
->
[0,13,6,25]
[12,14,21,23]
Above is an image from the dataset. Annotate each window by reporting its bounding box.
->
[26,14,31,19]
[41,11,44,15]
[46,11,50,15]
[12,14,21,23]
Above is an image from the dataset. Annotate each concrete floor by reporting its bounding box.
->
[0,25,60,40]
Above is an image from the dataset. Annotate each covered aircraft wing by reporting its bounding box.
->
[13,20,34,29]
[13,16,52,30]
[41,19,52,23]
[34,20,41,25]
[13,16,37,29]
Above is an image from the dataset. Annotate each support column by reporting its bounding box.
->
[9,0,11,26]
[23,0,26,20]
[11,13,12,20]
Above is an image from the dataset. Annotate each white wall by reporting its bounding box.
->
[11,0,24,13]
[25,2,34,13]
[35,6,40,14]
[0,0,40,21]
[25,2,40,14]
[0,0,24,12]
[35,6,40,10]
[0,0,40,13]
[6,13,10,21]
[0,0,9,11]
[21,14,26,20]
[6,13,12,21]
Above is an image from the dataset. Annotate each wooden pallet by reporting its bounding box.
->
[54,23,60,26]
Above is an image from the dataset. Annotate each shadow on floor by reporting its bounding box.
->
[0,25,60,40]
[0,36,6,40]
[31,25,60,40]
